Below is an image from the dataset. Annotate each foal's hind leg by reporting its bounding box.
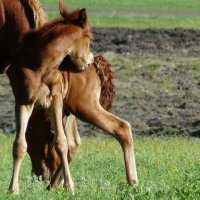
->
[77,105,138,185]
[49,95,74,193]
[9,104,34,194]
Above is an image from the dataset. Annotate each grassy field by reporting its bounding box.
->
[41,0,200,12]
[0,1,200,199]
[0,134,200,199]
[41,0,200,28]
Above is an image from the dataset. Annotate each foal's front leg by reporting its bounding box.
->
[49,94,74,193]
[48,115,80,190]
[9,104,34,194]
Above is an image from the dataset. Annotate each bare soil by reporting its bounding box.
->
[92,27,200,55]
[0,28,200,136]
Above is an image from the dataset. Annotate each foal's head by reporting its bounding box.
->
[59,0,93,71]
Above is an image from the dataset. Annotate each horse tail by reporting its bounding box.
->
[94,55,116,111]
[27,0,48,28]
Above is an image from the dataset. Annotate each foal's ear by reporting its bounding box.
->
[78,8,87,28]
[59,0,69,19]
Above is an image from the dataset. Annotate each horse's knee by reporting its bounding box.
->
[13,139,27,159]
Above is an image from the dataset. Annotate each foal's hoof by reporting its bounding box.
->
[9,187,19,195]
[70,187,75,196]
[63,184,75,195]
[128,179,139,186]
[68,188,75,196]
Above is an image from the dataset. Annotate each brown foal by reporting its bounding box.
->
[26,56,138,190]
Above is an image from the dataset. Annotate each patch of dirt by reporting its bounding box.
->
[84,28,200,137]
[92,28,200,55]
[0,28,200,136]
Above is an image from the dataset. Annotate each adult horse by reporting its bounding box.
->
[26,55,139,190]
[0,0,48,73]
[7,0,93,194]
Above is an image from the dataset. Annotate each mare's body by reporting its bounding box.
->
[0,0,47,73]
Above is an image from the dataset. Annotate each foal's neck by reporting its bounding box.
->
[39,34,75,74]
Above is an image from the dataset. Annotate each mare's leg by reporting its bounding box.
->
[9,104,34,194]
[48,114,80,190]
[64,115,81,164]
[76,104,138,185]
[49,95,74,193]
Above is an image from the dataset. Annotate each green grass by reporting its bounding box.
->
[90,15,200,29]
[0,134,200,199]
[41,0,200,28]
[48,13,200,29]
[41,0,200,13]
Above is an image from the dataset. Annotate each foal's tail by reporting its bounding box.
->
[27,0,48,28]
[94,56,116,111]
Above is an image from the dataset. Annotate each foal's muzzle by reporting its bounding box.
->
[81,52,94,70]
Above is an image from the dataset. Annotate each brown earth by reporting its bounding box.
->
[92,27,200,55]
[0,28,200,136]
